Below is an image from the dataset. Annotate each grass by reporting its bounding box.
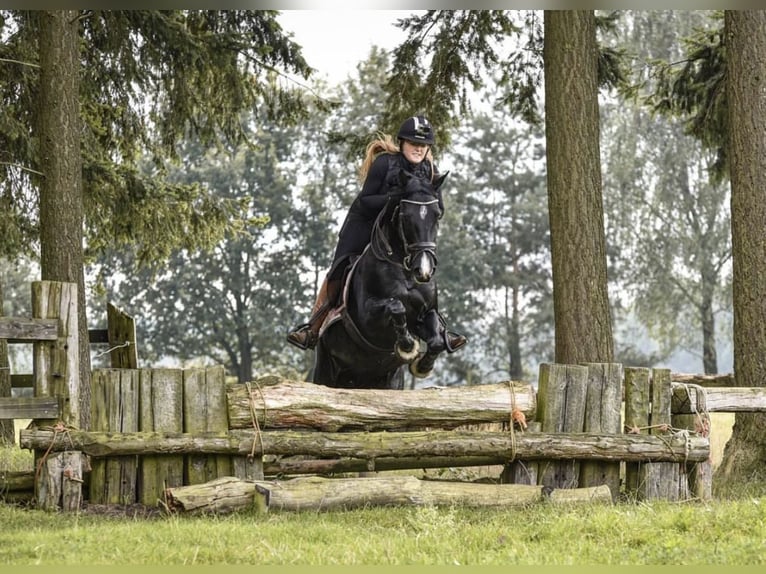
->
[2,413,764,565]
[1,493,764,565]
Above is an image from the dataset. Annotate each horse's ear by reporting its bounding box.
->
[398,169,412,188]
[433,171,449,190]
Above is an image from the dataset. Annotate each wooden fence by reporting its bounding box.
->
[13,362,742,512]
[4,282,766,512]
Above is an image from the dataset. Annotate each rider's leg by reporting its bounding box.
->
[287,275,341,350]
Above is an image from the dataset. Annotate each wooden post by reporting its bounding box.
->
[139,368,183,506]
[31,280,80,426]
[183,365,233,484]
[578,363,623,500]
[643,368,682,501]
[31,281,82,510]
[624,366,650,499]
[0,282,13,445]
[536,363,588,489]
[89,369,139,504]
[106,302,138,368]
[671,382,713,500]
[625,367,683,500]
[36,450,87,511]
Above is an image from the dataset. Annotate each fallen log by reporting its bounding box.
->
[671,383,766,413]
[20,428,710,463]
[671,373,736,387]
[226,376,536,431]
[164,475,613,513]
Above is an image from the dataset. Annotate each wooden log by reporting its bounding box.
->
[139,368,183,506]
[263,455,519,476]
[164,475,614,514]
[32,281,80,426]
[671,372,736,387]
[184,366,235,483]
[0,397,61,419]
[0,470,35,491]
[0,317,59,342]
[536,363,588,489]
[226,376,536,432]
[500,421,541,485]
[20,428,710,463]
[579,363,623,499]
[89,369,139,505]
[671,384,766,412]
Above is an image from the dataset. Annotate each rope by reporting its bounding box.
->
[245,381,266,462]
[623,380,711,465]
[506,381,529,463]
[93,340,131,358]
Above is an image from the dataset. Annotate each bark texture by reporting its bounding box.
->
[544,11,614,364]
[717,11,766,483]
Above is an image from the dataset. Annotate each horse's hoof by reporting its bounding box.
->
[396,340,420,361]
[409,361,432,379]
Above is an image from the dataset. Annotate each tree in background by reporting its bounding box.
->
[0,10,314,427]
[602,11,731,374]
[440,101,550,382]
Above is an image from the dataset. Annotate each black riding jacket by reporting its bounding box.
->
[332,152,442,271]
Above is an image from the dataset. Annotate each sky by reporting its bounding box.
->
[276,10,420,86]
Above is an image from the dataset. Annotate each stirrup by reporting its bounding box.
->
[286,323,315,351]
[445,330,467,354]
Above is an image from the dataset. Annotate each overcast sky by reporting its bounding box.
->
[277,10,420,85]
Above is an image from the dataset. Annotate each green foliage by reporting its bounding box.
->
[646,11,728,180]
[0,10,317,267]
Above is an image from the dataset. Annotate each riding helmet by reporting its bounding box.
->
[397,115,435,145]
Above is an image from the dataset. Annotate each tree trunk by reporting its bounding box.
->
[717,11,766,484]
[38,11,91,429]
[543,11,614,365]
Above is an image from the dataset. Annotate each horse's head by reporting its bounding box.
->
[389,170,448,284]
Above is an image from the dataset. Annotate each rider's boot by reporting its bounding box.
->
[287,277,340,351]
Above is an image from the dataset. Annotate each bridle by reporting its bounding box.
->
[370,196,439,271]
[398,198,439,272]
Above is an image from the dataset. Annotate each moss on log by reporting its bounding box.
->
[164,475,613,514]
[20,428,709,463]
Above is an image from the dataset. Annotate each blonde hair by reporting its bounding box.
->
[358,132,435,183]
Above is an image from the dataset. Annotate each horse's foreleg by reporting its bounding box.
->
[382,298,419,360]
[409,309,446,378]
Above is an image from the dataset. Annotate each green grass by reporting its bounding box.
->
[2,413,763,565]
[1,495,764,565]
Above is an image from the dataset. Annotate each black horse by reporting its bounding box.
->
[311,170,451,389]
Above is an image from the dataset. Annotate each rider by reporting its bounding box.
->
[286,115,467,353]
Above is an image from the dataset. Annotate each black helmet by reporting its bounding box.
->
[397,115,435,145]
